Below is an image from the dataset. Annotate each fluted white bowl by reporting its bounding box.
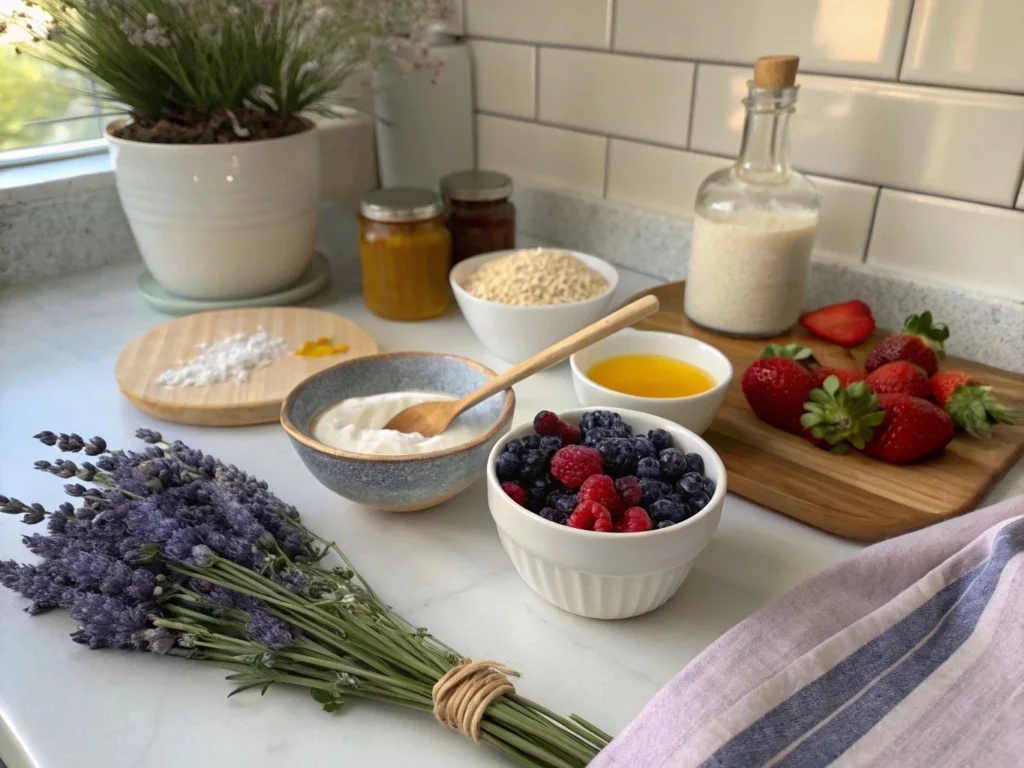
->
[487,408,726,619]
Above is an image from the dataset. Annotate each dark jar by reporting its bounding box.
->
[441,170,516,265]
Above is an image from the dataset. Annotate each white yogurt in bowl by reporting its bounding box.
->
[312,391,490,456]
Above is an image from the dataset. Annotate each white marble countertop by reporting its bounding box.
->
[1,260,1021,768]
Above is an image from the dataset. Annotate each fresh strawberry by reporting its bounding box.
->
[810,366,864,389]
[742,344,815,434]
[865,361,930,398]
[802,376,953,463]
[799,300,875,348]
[865,311,949,376]
[929,370,1017,438]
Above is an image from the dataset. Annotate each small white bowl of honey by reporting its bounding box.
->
[569,330,733,435]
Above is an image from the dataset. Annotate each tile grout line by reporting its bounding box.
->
[474,109,1024,213]
[533,45,540,120]
[894,0,917,82]
[606,0,616,50]
[686,63,700,149]
[463,34,1024,100]
[602,137,612,198]
[860,187,884,265]
[1013,149,1024,209]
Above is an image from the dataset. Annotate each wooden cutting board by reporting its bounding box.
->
[626,282,1024,542]
[116,307,378,426]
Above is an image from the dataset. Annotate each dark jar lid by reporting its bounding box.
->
[360,188,444,222]
[441,170,513,203]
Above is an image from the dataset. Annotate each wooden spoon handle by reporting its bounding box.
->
[456,295,661,413]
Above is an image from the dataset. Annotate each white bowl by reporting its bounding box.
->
[450,249,619,363]
[569,330,733,435]
[487,408,726,619]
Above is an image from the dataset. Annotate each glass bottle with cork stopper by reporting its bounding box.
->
[684,55,820,338]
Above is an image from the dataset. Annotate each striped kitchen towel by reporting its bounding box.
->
[592,495,1024,768]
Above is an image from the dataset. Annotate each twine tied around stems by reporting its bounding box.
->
[432,658,520,742]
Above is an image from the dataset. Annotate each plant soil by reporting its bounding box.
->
[113,106,309,144]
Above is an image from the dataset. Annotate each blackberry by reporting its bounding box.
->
[684,452,705,475]
[518,450,548,481]
[503,438,524,456]
[632,436,656,459]
[649,498,681,523]
[495,452,520,481]
[539,435,563,457]
[639,478,663,507]
[689,492,711,513]
[677,472,704,497]
[648,428,673,452]
[658,448,687,482]
[636,456,661,479]
[521,435,541,451]
[538,507,569,525]
[596,438,636,477]
[656,520,675,530]
[554,494,578,514]
[583,427,611,447]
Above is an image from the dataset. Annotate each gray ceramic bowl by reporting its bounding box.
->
[281,352,515,511]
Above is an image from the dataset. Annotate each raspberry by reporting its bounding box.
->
[549,445,603,489]
[533,410,561,436]
[593,515,614,532]
[614,476,642,506]
[556,421,582,445]
[616,506,652,533]
[500,482,528,507]
[567,500,612,531]
[578,474,624,519]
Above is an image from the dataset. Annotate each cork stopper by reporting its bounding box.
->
[753,55,799,88]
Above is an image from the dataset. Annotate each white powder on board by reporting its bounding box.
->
[156,328,289,387]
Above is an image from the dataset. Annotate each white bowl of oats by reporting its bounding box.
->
[450,248,619,363]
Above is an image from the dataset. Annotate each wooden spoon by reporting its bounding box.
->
[384,295,661,437]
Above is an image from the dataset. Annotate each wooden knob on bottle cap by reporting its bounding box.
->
[753,55,799,88]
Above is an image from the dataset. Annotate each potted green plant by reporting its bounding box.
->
[5,0,446,300]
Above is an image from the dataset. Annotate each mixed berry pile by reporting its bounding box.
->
[496,410,716,533]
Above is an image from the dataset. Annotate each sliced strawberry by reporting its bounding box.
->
[800,300,875,348]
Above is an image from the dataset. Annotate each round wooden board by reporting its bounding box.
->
[116,307,378,427]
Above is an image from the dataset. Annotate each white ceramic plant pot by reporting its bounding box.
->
[106,121,320,300]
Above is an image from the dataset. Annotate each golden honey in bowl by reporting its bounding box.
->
[586,354,715,398]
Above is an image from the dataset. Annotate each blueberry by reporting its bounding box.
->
[632,436,656,459]
[648,428,673,452]
[665,493,685,507]
[669,510,690,524]
[655,520,675,530]
[495,452,520,481]
[689,492,711,513]
[554,494,578,514]
[583,427,611,447]
[538,507,568,525]
[503,438,524,456]
[518,450,548,481]
[684,452,705,475]
[636,456,661,479]
[539,435,563,457]
[527,475,552,511]
[649,498,680,522]
[658,448,687,482]
[701,477,716,495]
[656,480,674,496]
[596,438,636,478]
[677,472,704,497]
[521,435,541,450]
[639,478,663,506]
[579,411,605,432]
[607,422,633,439]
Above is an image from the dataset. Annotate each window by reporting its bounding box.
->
[1,0,115,165]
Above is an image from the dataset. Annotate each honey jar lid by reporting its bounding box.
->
[360,187,443,222]
[441,170,513,202]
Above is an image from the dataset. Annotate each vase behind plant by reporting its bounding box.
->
[107,120,320,301]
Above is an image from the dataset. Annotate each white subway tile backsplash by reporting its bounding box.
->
[901,0,1024,93]
[605,141,727,218]
[605,141,875,262]
[613,0,911,79]
[464,0,611,49]
[476,115,606,197]
[690,65,1024,206]
[539,50,694,148]
[867,189,1024,301]
[469,40,536,118]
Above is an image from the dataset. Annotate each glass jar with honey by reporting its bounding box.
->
[441,170,516,265]
[358,188,451,321]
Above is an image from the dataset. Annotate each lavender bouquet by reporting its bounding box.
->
[0,430,610,768]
